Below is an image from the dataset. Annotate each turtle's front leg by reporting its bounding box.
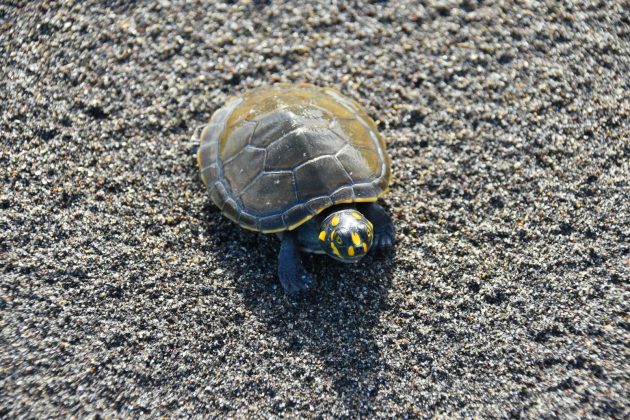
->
[359,202,396,254]
[278,232,316,296]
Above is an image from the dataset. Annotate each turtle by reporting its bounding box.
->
[194,83,395,296]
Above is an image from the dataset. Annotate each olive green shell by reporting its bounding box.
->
[196,84,391,233]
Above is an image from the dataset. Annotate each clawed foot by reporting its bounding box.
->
[372,223,395,254]
[278,232,316,297]
[279,270,316,297]
[358,202,396,255]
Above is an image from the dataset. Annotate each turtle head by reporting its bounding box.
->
[318,210,374,263]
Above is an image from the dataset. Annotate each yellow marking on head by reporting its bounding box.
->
[348,246,355,257]
[362,243,368,253]
[351,232,361,246]
[330,242,341,257]
[331,216,340,226]
[318,231,326,241]
[352,212,363,220]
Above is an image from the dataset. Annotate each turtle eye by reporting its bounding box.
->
[335,234,342,245]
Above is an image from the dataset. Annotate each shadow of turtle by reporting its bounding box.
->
[192,157,396,412]
[303,261,393,413]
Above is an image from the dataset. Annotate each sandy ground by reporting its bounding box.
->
[1,0,629,417]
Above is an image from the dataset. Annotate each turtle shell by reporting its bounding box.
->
[196,83,391,233]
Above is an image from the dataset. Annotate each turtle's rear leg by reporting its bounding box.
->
[191,122,222,158]
[358,202,395,254]
[189,124,207,156]
[278,232,316,296]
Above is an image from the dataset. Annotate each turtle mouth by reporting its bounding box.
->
[331,251,367,264]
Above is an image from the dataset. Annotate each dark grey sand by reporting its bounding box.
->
[1,1,629,417]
